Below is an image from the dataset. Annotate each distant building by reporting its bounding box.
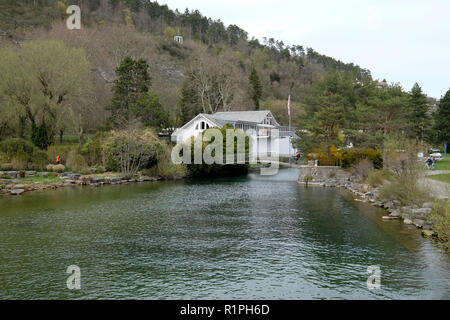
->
[376,80,388,89]
[426,97,439,116]
[172,110,298,158]
[174,35,183,44]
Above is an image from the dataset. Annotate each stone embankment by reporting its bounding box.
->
[0,170,161,196]
[298,165,443,238]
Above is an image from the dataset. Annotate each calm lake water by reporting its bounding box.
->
[0,168,449,299]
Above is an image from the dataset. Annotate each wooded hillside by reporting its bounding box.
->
[0,0,372,134]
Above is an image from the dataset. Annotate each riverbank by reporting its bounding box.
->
[297,165,450,251]
[0,170,163,196]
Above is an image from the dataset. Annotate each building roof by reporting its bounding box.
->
[211,110,275,124]
[201,113,229,127]
[173,110,280,138]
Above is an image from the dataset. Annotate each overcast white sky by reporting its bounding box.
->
[160,0,450,99]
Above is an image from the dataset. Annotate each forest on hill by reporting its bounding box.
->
[0,0,373,135]
[0,0,448,157]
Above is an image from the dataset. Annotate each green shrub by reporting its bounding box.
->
[66,150,88,173]
[304,175,313,185]
[351,158,374,181]
[80,132,110,166]
[154,145,187,180]
[157,163,187,180]
[46,164,65,173]
[46,144,78,165]
[52,164,65,173]
[0,138,35,159]
[0,138,47,170]
[105,154,120,172]
[429,200,450,251]
[185,126,250,178]
[339,148,382,169]
[104,128,163,176]
[365,169,395,187]
[379,162,429,206]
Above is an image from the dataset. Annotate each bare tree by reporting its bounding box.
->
[188,48,238,114]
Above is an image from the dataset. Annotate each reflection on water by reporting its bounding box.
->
[0,168,449,299]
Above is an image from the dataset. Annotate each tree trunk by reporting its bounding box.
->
[77,127,85,146]
[59,129,64,144]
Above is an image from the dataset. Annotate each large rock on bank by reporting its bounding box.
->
[10,189,25,195]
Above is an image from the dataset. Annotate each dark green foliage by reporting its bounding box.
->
[132,92,169,130]
[105,154,120,172]
[249,67,263,110]
[0,138,36,158]
[306,48,371,82]
[106,56,151,128]
[339,149,383,169]
[106,56,167,130]
[270,72,281,84]
[31,122,53,150]
[186,125,250,178]
[300,72,352,153]
[80,131,110,166]
[0,137,47,168]
[434,89,450,145]
[178,75,203,125]
[227,24,248,46]
[408,83,431,142]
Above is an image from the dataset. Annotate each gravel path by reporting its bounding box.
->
[425,170,450,176]
[420,177,450,200]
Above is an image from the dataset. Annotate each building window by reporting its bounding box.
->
[201,121,205,130]
[195,123,199,130]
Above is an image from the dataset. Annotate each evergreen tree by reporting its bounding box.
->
[178,76,202,125]
[132,92,169,130]
[106,56,151,128]
[408,83,431,142]
[435,89,450,147]
[300,72,352,155]
[248,66,262,110]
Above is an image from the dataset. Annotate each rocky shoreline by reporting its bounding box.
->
[0,170,162,196]
[297,166,443,239]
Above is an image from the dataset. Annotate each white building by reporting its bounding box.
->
[174,35,183,44]
[171,110,298,158]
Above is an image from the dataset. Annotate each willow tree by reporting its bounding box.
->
[0,40,93,148]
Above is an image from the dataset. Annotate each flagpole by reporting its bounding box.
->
[288,88,292,165]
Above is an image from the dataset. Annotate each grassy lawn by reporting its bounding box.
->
[435,154,450,170]
[428,173,450,184]
[18,175,63,185]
